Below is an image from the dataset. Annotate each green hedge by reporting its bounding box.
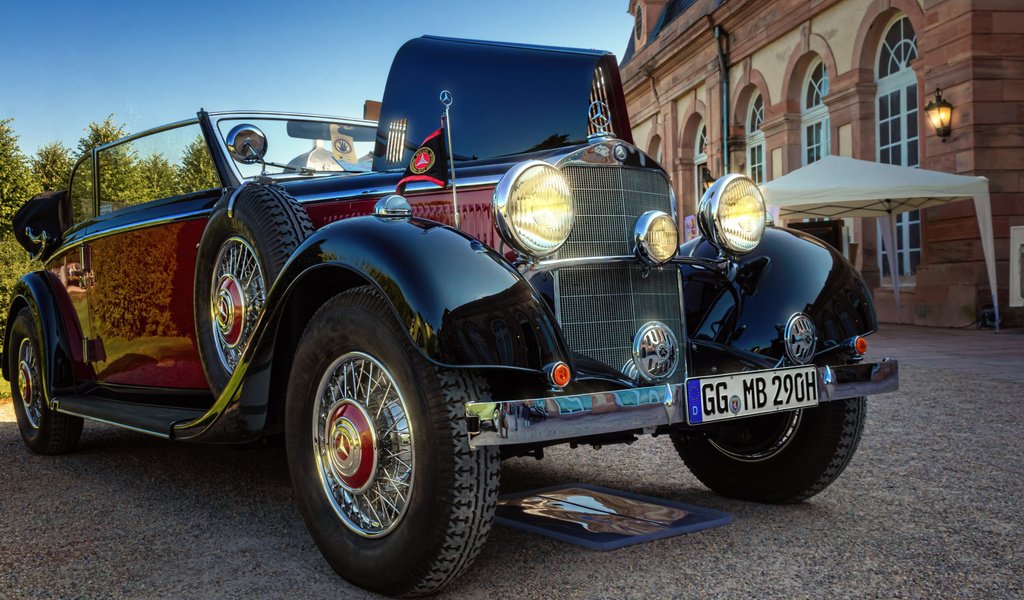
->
[0,234,38,349]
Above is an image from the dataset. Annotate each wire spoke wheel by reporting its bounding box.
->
[17,337,42,430]
[211,236,265,372]
[8,308,82,454]
[312,351,414,538]
[708,410,802,462]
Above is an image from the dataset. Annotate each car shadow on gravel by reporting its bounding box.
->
[0,410,837,600]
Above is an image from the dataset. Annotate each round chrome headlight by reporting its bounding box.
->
[697,174,766,256]
[634,211,678,265]
[493,161,575,257]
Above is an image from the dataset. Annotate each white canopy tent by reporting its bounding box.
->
[760,156,997,328]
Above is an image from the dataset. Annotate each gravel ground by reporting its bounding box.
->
[1,339,1022,598]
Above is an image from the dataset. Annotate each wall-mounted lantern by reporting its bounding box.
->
[925,87,954,142]
[701,166,716,192]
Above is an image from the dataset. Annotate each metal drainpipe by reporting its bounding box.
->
[713,24,729,173]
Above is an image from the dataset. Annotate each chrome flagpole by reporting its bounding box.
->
[440,90,459,228]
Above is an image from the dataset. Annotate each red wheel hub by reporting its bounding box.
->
[215,275,245,347]
[326,400,378,492]
[17,361,32,401]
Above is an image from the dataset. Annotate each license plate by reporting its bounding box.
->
[685,366,818,425]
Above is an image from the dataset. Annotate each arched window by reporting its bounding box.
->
[694,122,708,199]
[746,93,765,183]
[634,3,644,43]
[875,15,920,283]
[801,59,830,165]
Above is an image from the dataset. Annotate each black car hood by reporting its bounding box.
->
[372,36,630,171]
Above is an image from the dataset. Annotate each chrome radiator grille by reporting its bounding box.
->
[555,165,685,382]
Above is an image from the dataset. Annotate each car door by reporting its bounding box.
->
[44,152,97,383]
[84,122,223,391]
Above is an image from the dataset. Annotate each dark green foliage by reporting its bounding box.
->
[177,135,221,194]
[31,142,74,192]
[0,118,41,233]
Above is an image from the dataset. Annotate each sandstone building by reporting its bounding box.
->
[620,0,1023,326]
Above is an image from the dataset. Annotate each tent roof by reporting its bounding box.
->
[761,156,990,220]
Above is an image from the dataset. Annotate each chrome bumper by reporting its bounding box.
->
[467,360,898,447]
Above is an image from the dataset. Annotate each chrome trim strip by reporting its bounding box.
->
[54,406,171,440]
[207,110,375,126]
[93,118,201,153]
[531,254,728,272]
[49,209,210,257]
[466,360,899,447]
[297,175,502,205]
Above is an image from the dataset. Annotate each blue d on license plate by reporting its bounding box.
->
[685,366,818,425]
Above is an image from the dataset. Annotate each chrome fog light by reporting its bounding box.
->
[697,174,766,256]
[634,210,678,266]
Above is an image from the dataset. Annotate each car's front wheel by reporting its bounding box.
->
[671,398,866,504]
[285,286,500,597]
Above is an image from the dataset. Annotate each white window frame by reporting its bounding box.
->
[875,15,921,286]
[746,94,765,183]
[801,59,830,166]
[694,122,708,201]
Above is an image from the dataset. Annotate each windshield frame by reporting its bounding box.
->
[208,111,378,183]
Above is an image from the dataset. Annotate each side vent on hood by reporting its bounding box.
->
[385,118,408,166]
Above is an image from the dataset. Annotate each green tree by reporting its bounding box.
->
[177,134,221,194]
[31,141,74,192]
[76,114,128,156]
[77,116,138,211]
[138,153,177,201]
[0,118,42,350]
[0,118,41,232]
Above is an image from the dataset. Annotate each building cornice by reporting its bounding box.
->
[622,0,851,99]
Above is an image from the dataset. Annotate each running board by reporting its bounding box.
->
[55,396,208,440]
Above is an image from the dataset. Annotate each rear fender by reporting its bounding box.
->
[2,272,77,401]
[175,215,569,442]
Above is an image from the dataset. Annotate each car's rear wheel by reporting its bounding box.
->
[194,183,313,395]
[285,286,500,597]
[8,308,82,455]
[671,398,866,504]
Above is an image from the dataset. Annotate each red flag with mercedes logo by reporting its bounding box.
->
[396,125,448,194]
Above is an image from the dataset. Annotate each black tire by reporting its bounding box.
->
[285,287,500,598]
[195,183,313,395]
[7,308,83,455]
[671,398,866,504]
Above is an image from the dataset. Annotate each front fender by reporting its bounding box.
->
[175,215,569,442]
[282,216,569,369]
[2,272,75,400]
[681,226,878,374]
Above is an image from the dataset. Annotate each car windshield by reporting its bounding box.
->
[216,116,376,178]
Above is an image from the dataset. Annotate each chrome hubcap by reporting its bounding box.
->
[17,338,42,429]
[313,352,414,538]
[325,399,378,492]
[211,237,264,372]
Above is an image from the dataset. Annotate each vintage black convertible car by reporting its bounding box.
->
[4,36,897,596]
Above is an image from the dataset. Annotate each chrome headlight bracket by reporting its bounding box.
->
[634,210,679,266]
[493,160,575,258]
[697,174,767,257]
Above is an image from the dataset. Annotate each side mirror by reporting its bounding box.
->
[225,124,268,164]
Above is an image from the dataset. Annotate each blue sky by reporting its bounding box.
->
[0,0,633,154]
